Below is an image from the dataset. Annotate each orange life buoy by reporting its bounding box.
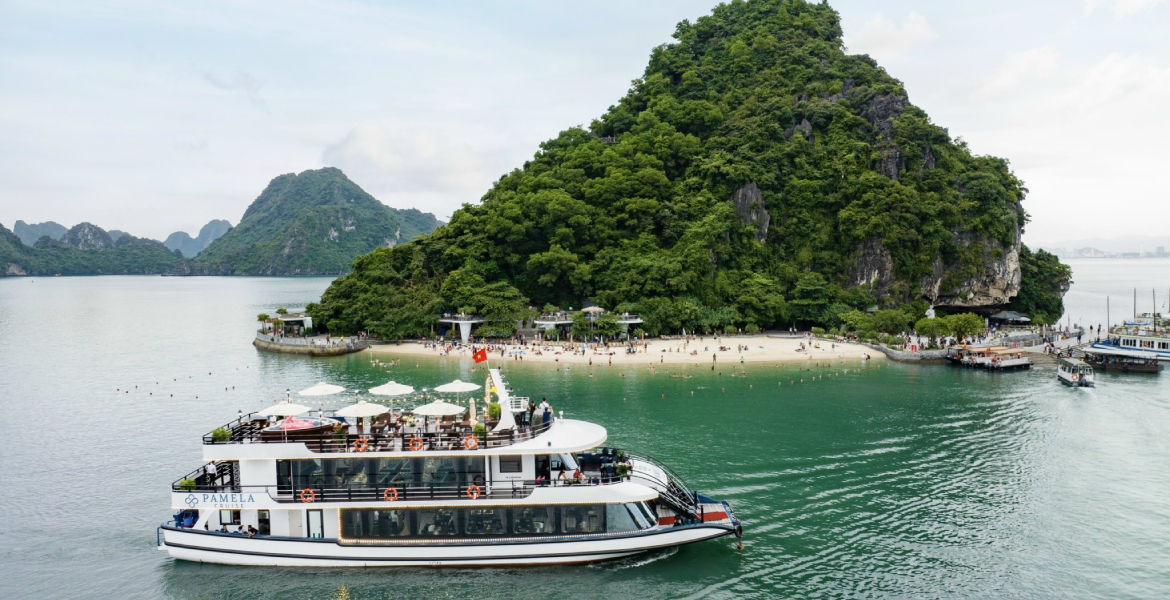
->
[409,437,424,451]
[1072,373,1079,382]
[383,487,399,502]
[353,438,369,452]
[300,488,315,503]
[463,435,478,450]
[466,484,481,500]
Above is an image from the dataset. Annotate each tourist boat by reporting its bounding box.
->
[1088,327,1170,362]
[1057,357,1095,387]
[157,369,742,566]
[984,348,1033,371]
[959,347,1009,368]
[1083,349,1164,374]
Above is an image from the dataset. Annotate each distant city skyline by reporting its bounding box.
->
[2,0,1167,242]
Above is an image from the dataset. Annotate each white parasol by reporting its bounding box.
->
[433,379,481,394]
[581,306,605,314]
[257,401,310,417]
[411,400,467,417]
[334,400,390,418]
[368,381,415,396]
[298,382,346,396]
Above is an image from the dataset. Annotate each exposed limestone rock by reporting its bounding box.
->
[861,93,908,180]
[6,263,27,276]
[845,238,895,297]
[730,182,770,243]
[62,222,113,250]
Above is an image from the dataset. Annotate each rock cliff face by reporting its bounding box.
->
[731,183,770,243]
[62,223,114,250]
[847,226,1024,311]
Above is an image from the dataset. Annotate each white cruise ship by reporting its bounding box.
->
[157,369,741,566]
[1087,326,1170,362]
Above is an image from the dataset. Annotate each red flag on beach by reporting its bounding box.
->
[473,348,487,363]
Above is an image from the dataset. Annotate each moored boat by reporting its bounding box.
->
[157,369,741,566]
[1057,357,1095,387]
[985,348,1032,371]
[1083,350,1164,374]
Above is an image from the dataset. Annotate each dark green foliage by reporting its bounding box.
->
[1010,246,1071,324]
[190,168,442,275]
[309,0,1068,336]
[0,223,184,276]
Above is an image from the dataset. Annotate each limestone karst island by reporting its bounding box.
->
[4,1,1169,599]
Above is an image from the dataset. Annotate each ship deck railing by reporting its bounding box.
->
[172,474,630,502]
[203,413,553,452]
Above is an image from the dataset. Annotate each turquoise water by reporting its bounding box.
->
[1,274,1169,599]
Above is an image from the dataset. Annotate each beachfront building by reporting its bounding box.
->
[438,313,486,343]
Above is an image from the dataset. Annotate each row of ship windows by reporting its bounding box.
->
[339,503,658,540]
[1120,339,1170,349]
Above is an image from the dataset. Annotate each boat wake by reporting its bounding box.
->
[593,547,679,571]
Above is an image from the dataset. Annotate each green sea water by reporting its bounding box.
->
[1,271,1168,599]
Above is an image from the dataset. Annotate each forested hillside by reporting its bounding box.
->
[1,222,184,276]
[183,168,442,275]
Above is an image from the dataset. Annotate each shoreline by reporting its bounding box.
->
[367,335,884,367]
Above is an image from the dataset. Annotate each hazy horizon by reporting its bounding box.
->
[2,0,1167,243]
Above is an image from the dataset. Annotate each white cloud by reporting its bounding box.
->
[1060,52,1170,110]
[845,12,939,60]
[1084,0,1167,19]
[321,123,520,214]
[979,46,1059,97]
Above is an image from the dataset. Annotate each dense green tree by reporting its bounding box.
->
[914,317,947,345]
[946,313,986,340]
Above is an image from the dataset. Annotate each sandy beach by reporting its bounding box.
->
[367,335,883,367]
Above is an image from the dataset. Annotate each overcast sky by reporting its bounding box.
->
[1,0,1167,245]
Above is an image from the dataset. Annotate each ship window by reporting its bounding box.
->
[465,508,508,536]
[606,504,639,533]
[416,508,459,537]
[499,455,522,473]
[341,509,410,539]
[219,509,240,525]
[1159,342,1168,350]
[560,505,603,534]
[511,506,554,535]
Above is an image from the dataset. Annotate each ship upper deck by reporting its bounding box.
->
[202,413,607,461]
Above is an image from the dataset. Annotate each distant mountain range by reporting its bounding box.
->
[163,219,233,257]
[1,168,443,277]
[12,218,231,256]
[1036,235,1170,258]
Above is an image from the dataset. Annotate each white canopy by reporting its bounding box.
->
[581,306,605,314]
[434,379,482,393]
[411,400,467,417]
[368,381,415,396]
[257,401,310,417]
[298,382,346,396]
[334,400,390,418]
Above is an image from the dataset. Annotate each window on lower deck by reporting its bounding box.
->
[341,509,410,539]
[606,504,640,533]
[511,506,554,535]
[465,508,508,536]
[219,509,240,525]
[416,508,459,536]
[560,505,603,534]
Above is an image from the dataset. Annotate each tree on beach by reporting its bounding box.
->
[915,317,947,346]
[945,313,985,340]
